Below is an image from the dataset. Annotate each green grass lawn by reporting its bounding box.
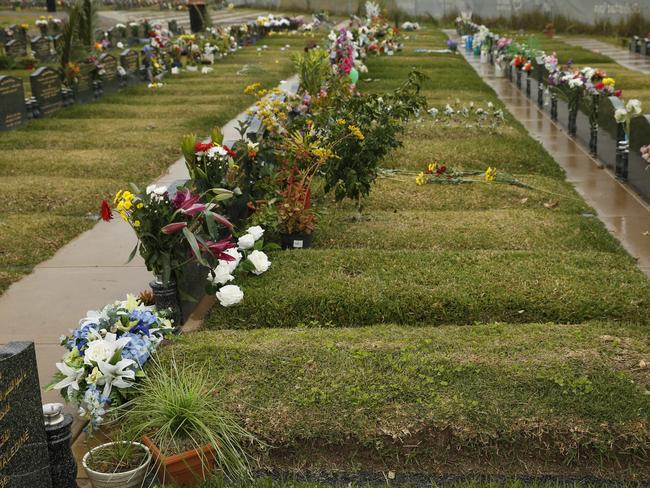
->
[0,32,316,294]
[170,26,650,481]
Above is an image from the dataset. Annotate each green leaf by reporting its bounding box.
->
[211,128,224,145]
[240,258,256,273]
[182,227,207,267]
[126,243,139,264]
[264,242,281,252]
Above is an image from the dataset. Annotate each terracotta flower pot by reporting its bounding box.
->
[141,435,215,486]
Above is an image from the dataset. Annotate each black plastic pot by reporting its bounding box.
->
[150,279,182,330]
[281,232,313,250]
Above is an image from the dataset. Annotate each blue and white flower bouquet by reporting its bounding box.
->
[48,294,174,430]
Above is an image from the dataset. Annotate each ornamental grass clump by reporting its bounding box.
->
[119,357,256,482]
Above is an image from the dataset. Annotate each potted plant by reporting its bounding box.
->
[278,190,316,249]
[82,440,151,488]
[119,358,256,486]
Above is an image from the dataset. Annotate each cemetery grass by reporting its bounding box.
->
[174,27,650,478]
[0,32,313,294]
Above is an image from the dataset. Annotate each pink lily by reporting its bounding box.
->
[161,222,188,234]
[199,236,236,260]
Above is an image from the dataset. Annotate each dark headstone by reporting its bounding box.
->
[168,19,179,34]
[6,39,27,58]
[31,35,51,62]
[0,29,8,46]
[52,34,63,53]
[0,76,28,131]
[75,61,96,103]
[120,48,140,83]
[0,342,53,488]
[189,1,206,33]
[30,67,63,116]
[99,53,120,93]
[628,115,650,202]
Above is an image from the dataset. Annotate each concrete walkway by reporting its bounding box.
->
[444,30,650,278]
[557,36,650,75]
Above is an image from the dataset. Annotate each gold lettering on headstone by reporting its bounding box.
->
[0,475,9,488]
[0,430,9,449]
[0,370,27,403]
[0,404,10,424]
[0,430,29,471]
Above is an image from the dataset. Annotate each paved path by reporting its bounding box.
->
[557,36,650,75]
[444,30,650,278]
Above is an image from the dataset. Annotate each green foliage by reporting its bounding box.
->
[78,0,97,50]
[321,69,427,203]
[119,357,256,481]
[293,48,331,96]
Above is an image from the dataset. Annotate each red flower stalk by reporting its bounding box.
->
[100,200,113,221]
[223,145,237,158]
[161,222,188,234]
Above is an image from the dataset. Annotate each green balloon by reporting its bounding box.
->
[349,67,359,84]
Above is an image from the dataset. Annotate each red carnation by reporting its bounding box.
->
[195,142,214,153]
[614,90,622,97]
[100,200,113,221]
[436,165,447,176]
[594,82,604,91]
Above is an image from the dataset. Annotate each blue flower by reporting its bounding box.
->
[121,333,152,366]
[128,310,157,336]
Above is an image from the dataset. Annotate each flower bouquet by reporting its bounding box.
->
[415,162,530,189]
[48,295,174,430]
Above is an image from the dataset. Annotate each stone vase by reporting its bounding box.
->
[150,279,182,330]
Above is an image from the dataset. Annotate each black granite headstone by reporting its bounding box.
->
[30,67,63,116]
[31,35,51,62]
[120,48,140,83]
[0,342,53,488]
[52,34,63,53]
[6,39,27,58]
[75,61,96,103]
[628,115,650,202]
[99,53,120,93]
[0,76,28,131]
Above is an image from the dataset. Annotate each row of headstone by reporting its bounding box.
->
[466,28,650,202]
[0,49,142,131]
[629,36,650,56]
[2,35,61,61]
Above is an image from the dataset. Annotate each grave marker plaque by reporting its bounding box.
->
[0,342,53,488]
[75,61,95,103]
[31,36,51,62]
[30,67,63,116]
[99,53,120,93]
[120,48,140,83]
[6,39,27,58]
[0,76,27,131]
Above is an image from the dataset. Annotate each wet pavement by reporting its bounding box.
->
[444,30,650,278]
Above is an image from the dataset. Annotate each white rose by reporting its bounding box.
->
[246,225,264,241]
[626,99,642,115]
[216,284,244,307]
[84,339,114,364]
[238,234,255,250]
[117,41,124,49]
[209,263,234,285]
[248,250,271,275]
[614,108,628,123]
[220,247,242,273]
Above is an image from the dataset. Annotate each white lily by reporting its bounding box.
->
[84,333,131,365]
[97,359,136,397]
[53,362,85,393]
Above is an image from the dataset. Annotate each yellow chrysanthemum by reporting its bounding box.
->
[485,166,497,182]
[136,202,144,209]
[349,125,365,141]
[603,77,615,87]
[133,220,141,227]
[415,172,426,186]
[337,118,347,126]
[427,163,438,173]
[244,82,261,94]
